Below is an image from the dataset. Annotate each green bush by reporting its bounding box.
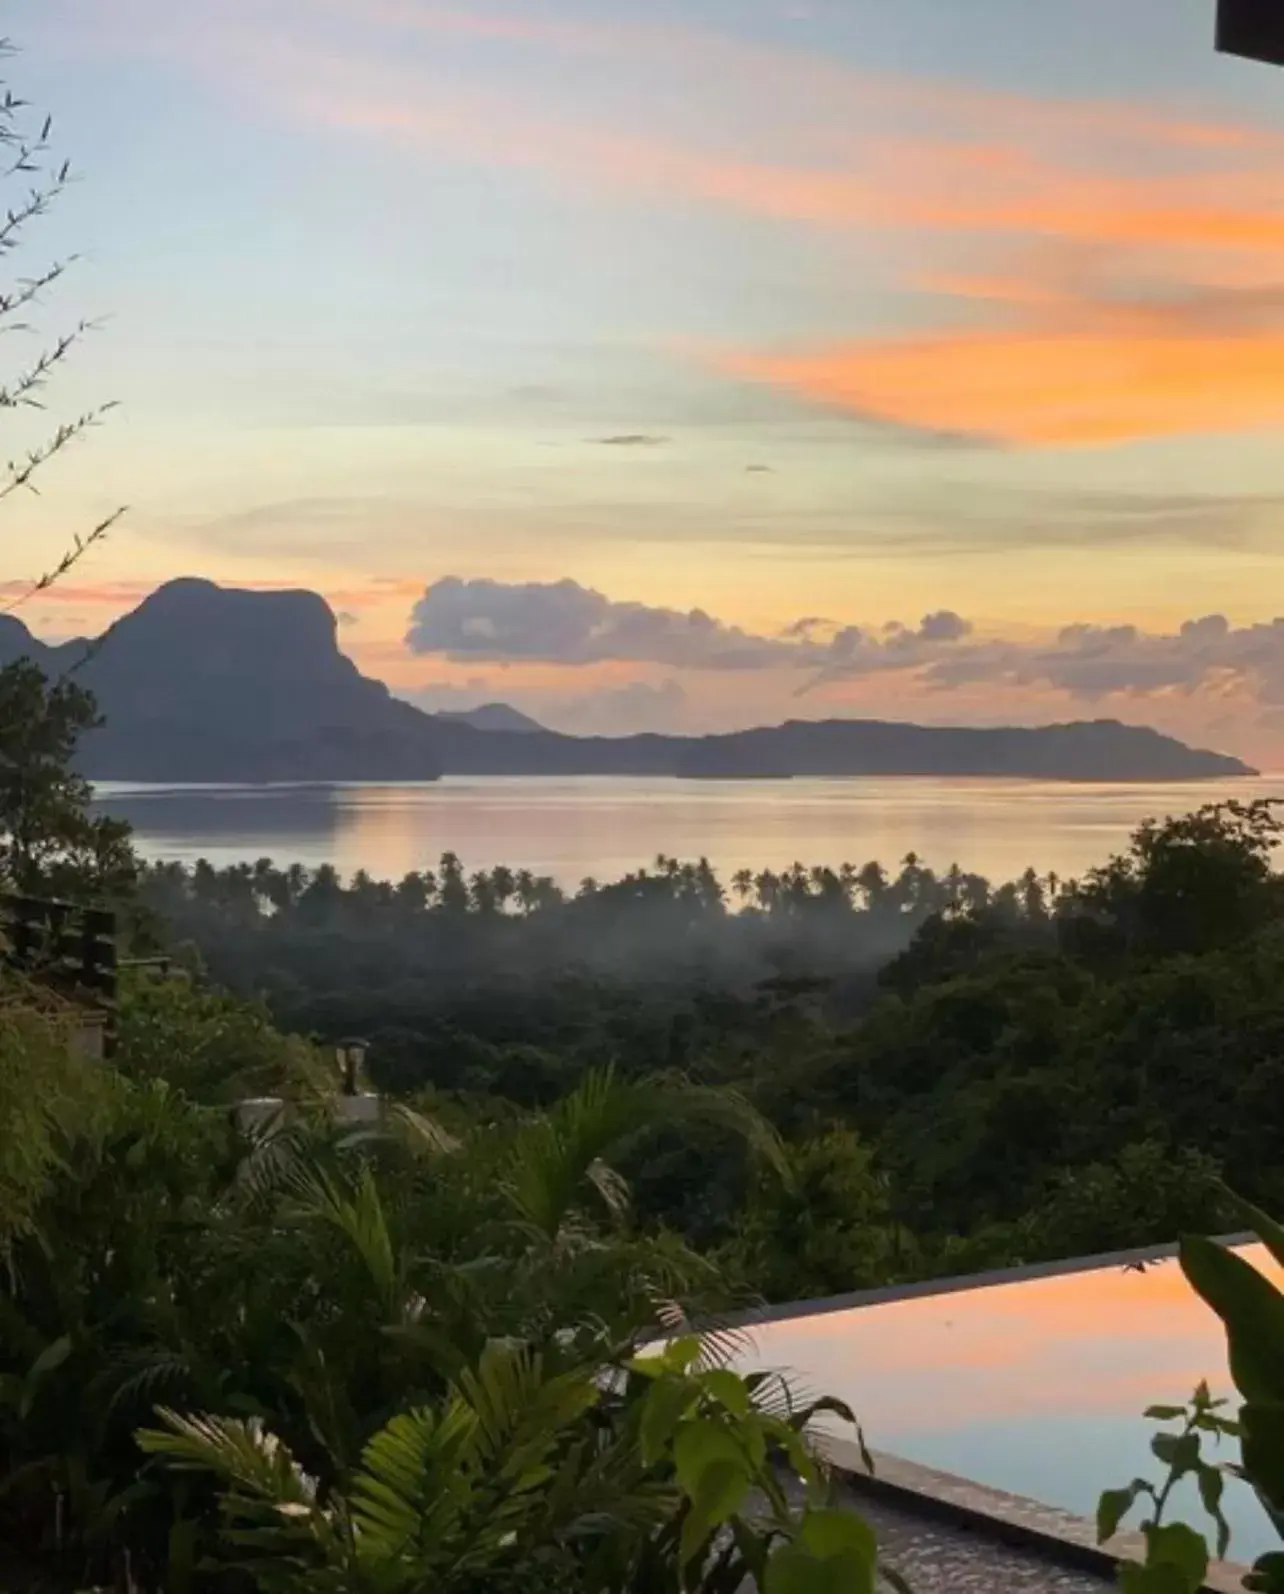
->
[115,972,328,1104]
[0,977,110,1245]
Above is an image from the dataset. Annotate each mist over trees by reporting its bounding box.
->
[126,802,1284,1293]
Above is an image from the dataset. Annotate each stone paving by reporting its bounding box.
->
[851,1484,1114,1593]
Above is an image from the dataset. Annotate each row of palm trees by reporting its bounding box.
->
[142,850,1064,925]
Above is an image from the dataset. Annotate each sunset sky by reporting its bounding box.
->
[11,0,1284,759]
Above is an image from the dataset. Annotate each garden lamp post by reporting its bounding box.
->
[337,1037,369,1098]
[1217,0,1284,65]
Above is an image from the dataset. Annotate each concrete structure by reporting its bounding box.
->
[827,1442,1244,1593]
[232,1093,382,1135]
[234,1097,288,1136]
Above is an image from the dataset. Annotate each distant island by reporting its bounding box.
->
[0,578,1256,784]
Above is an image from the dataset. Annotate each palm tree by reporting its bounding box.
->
[284,860,309,907]
[438,852,469,914]
[855,860,888,912]
[470,868,498,915]
[394,869,430,914]
[490,863,516,913]
[514,868,538,914]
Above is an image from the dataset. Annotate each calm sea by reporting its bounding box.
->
[91,773,1284,887]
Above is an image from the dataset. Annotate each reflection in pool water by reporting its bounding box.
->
[742,1245,1281,1565]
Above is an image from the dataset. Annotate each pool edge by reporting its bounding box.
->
[824,1438,1247,1593]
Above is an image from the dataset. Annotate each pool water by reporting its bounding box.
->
[743,1245,1283,1566]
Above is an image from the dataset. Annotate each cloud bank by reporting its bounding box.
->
[405,576,970,676]
[406,576,1284,709]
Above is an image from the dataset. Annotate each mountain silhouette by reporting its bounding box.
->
[0,579,1256,783]
[435,702,546,733]
[0,578,444,782]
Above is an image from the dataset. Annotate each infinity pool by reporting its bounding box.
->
[743,1245,1282,1566]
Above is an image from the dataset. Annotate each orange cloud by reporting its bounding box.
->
[130,0,1284,280]
[0,578,161,607]
[86,1,1284,452]
[314,3,1284,160]
[722,327,1284,447]
[315,89,1284,264]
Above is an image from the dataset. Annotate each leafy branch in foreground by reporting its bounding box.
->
[0,38,124,603]
[1098,1382,1238,1592]
[1100,1191,1284,1592]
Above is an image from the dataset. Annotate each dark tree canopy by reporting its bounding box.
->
[0,659,134,899]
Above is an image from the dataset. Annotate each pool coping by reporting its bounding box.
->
[824,1438,1248,1593]
[723,1231,1257,1331]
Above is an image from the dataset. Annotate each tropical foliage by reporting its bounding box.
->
[0,995,906,1593]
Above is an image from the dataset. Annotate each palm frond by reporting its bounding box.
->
[502,1067,788,1244]
[136,1408,317,1508]
[388,1100,462,1157]
[100,1348,196,1417]
[349,1401,480,1557]
[230,1121,317,1209]
[650,1299,756,1372]
[585,1157,632,1227]
[456,1340,599,1472]
[653,1079,791,1183]
[347,1344,602,1571]
[287,1160,400,1310]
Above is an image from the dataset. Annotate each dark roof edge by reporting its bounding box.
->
[719,1230,1258,1331]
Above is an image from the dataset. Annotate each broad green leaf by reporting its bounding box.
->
[673,1419,748,1500]
[1098,1481,1152,1543]
[765,1543,876,1594]
[740,1417,768,1475]
[797,1507,878,1568]
[1144,1521,1210,1588]
[630,1337,703,1380]
[1119,1563,1200,1594]
[1151,1432,1199,1475]
[641,1377,695,1467]
[1241,1402,1284,1518]
[167,1516,199,1594]
[678,1458,752,1566]
[1247,1550,1284,1593]
[702,1368,751,1418]
[1194,1410,1241,1437]
[29,1334,72,1379]
[772,1422,819,1489]
[1180,1237,1284,1404]
[1143,1406,1187,1421]
[1228,1193,1284,1276]
[1195,1462,1231,1559]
